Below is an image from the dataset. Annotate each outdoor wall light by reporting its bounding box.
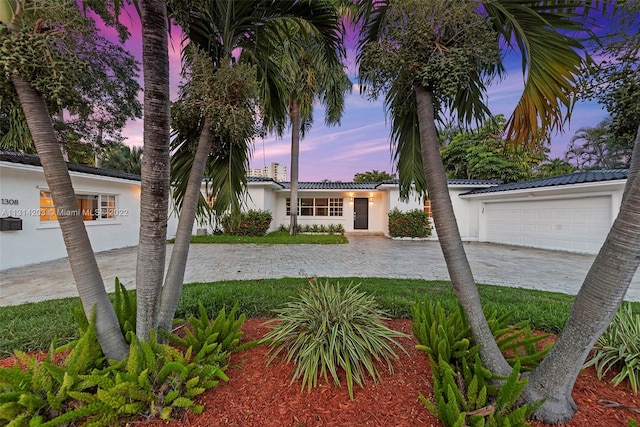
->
[369,196,373,203]
[349,196,354,202]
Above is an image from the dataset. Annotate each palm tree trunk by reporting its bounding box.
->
[157,118,214,332]
[11,75,128,360]
[136,0,171,340]
[289,99,301,235]
[414,85,511,376]
[522,123,640,424]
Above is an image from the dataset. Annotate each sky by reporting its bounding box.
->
[109,9,615,183]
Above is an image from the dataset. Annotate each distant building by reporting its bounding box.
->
[249,162,287,182]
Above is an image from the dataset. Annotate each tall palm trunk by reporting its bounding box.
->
[157,118,214,332]
[414,85,511,376]
[136,0,171,340]
[522,124,640,424]
[11,75,128,360]
[289,99,301,235]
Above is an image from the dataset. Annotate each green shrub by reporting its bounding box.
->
[388,208,431,238]
[280,223,346,235]
[221,209,272,236]
[262,280,408,399]
[412,300,547,426]
[584,302,640,393]
[0,284,246,426]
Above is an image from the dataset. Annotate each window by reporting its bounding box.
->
[423,197,432,218]
[315,198,328,216]
[39,191,118,222]
[39,191,57,221]
[286,197,343,217]
[300,198,314,216]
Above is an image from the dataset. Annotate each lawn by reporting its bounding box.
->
[4,276,636,357]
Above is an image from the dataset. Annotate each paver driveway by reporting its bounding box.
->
[1,235,638,306]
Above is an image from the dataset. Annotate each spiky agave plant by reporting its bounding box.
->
[262,280,408,399]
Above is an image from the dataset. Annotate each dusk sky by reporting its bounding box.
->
[109,9,616,183]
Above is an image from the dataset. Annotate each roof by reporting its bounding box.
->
[0,151,141,181]
[249,178,502,191]
[377,178,501,187]
[462,169,628,196]
[278,181,380,190]
[447,179,502,186]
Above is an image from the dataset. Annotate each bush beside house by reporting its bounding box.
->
[221,210,272,236]
[388,208,431,238]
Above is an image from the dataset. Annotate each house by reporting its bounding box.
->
[0,151,178,270]
[0,148,629,270]
[220,178,499,239]
[202,170,627,255]
[460,170,628,254]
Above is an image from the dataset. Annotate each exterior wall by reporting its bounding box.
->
[466,181,626,254]
[382,187,423,235]
[268,190,390,233]
[0,162,144,270]
[448,187,483,241]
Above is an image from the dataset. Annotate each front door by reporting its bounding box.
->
[353,198,369,230]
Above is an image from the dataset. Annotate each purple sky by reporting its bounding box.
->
[111,12,611,182]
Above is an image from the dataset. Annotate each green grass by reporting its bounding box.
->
[1,277,638,357]
[184,230,348,244]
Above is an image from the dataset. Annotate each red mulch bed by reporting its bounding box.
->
[2,319,639,426]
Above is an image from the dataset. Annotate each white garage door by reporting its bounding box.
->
[484,196,612,253]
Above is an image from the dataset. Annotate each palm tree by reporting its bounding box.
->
[566,120,627,169]
[272,26,351,234]
[132,0,172,340]
[356,0,632,422]
[536,158,575,178]
[156,0,346,332]
[0,0,129,359]
[101,143,143,174]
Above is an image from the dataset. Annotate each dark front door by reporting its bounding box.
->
[354,198,369,230]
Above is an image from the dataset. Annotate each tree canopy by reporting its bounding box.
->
[441,116,547,182]
[0,2,141,161]
[353,169,395,182]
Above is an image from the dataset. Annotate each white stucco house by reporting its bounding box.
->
[0,151,178,270]
[201,169,625,256]
[0,150,629,270]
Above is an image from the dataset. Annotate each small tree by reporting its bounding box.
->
[354,169,395,182]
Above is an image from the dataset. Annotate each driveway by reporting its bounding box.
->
[1,235,638,306]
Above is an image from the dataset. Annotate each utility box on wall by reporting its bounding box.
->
[0,217,23,231]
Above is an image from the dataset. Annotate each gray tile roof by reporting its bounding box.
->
[279,181,380,190]
[247,176,285,186]
[378,178,501,186]
[0,151,141,181]
[447,179,502,186]
[463,169,628,195]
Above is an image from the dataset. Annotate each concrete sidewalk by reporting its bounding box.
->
[1,235,639,306]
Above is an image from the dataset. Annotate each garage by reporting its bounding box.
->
[483,196,612,254]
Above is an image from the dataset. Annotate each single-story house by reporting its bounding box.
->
[198,169,628,255]
[1,150,629,270]
[0,151,178,270]
[460,170,628,254]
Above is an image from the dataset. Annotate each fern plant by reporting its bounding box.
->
[0,286,245,426]
[262,280,408,399]
[584,302,640,393]
[0,315,106,427]
[163,302,248,357]
[69,329,229,426]
[413,299,546,426]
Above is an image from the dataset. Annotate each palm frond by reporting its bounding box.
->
[484,0,599,145]
[386,81,427,200]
